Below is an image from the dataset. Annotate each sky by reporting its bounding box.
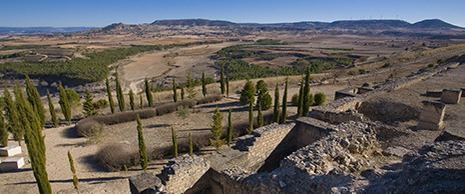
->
[1,0,465,27]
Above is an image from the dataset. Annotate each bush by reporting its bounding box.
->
[259,93,272,110]
[156,100,195,116]
[75,118,103,137]
[96,143,138,172]
[314,92,327,106]
[66,88,81,107]
[291,94,299,106]
[196,95,223,105]
[93,99,108,109]
[94,109,157,125]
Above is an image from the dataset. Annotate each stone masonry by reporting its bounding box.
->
[441,89,462,104]
[417,100,446,130]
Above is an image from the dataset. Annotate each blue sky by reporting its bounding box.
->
[1,0,464,27]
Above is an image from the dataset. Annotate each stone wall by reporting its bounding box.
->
[417,100,446,130]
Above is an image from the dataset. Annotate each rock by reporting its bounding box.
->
[382,146,411,158]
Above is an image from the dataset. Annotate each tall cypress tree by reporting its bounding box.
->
[58,83,72,124]
[46,90,58,128]
[129,89,135,111]
[297,78,304,117]
[139,93,144,109]
[25,76,45,126]
[136,115,148,170]
[226,77,230,97]
[67,151,79,192]
[172,78,177,102]
[280,78,288,124]
[211,108,223,148]
[0,102,8,147]
[257,101,264,127]
[188,133,193,156]
[180,86,185,101]
[3,89,22,145]
[201,72,207,97]
[227,108,233,146]
[144,78,153,107]
[248,100,254,134]
[220,64,225,95]
[16,84,52,194]
[302,67,311,115]
[273,83,280,123]
[115,72,125,112]
[171,127,178,158]
[83,89,96,117]
[105,78,115,114]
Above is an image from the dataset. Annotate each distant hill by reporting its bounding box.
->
[151,19,235,26]
[412,19,462,29]
[0,27,95,35]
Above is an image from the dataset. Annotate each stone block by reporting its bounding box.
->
[0,145,22,157]
[462,88,465,97]
[129,172,163,194]
[0,157,25,172]
[425,90,443,97]
[440,89,462,104]
[417,101,446,130]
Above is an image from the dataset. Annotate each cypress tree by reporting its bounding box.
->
[83,89,96,117]
[144,78,153,107]
[139,93,143,109]
[105,78,115,114]
[136,115,148,170]
[297,79,304,117]
[180,86,185,101]
[172,78,177,102]
[16,84,52,194]
[171,127,178,158]
[115,72,125,112]
[280,78,288,124]
[248,100,254,133]
[3,89,22,145]
[227,108,233,146]
[257,101,264,127]
[67,151,79,192]
[211,108,223,148]
[46,90,58,128]
[226,77,230,97]
[188,133,193,156]
[220,64,225,95]
[0,103,8,147]
[273,83,280,123]
[129,89,135,111]
[201,72,207,97]
[239,80,255,105]
[302,67,311,115]
[25,76,45,126]
[58,83,72,124]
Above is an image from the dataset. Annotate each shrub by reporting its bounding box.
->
[259,93,272,110]
[291,94,299,106]
[196,95,223,105]
[96,143,138,172]
[314,92,327,106]
[239,80,255,105]
[75,118,103,137]
[156,100,195,116]
[65,88,80,107]
[93,99,108,109]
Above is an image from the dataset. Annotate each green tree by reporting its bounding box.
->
[67,151,79,192]
[297,79,304,117]
[115,72,125,112]
[188,133,193,156]
[46,90,58,127]
[0,103,8,147]
[210,108,223,148]
[172,78,177,102]
[225,77,230,97]
[16,84,52,194]
[314,92,327,106]
[248,100,254,133]
[139,93,144,109]
[220,64,225,95]
[171,127,178,158]
[273,83,280,123]
[144,78,153,107]
[256,80,272,110]
[105,78,115,114]
[58,83,72,124]
[201,72,207,97]
[83,89,96,117]
[257,101,264,127]
[3,89,22,145]
[280,78,288,124]
[302,67,311,115]
[239,80,255,105]
[129,89,135,111]
[136,115,148,170]
[226,108,234,146]
[180,86,185,100]
[25,76,45,126]
[186,73,197,99]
